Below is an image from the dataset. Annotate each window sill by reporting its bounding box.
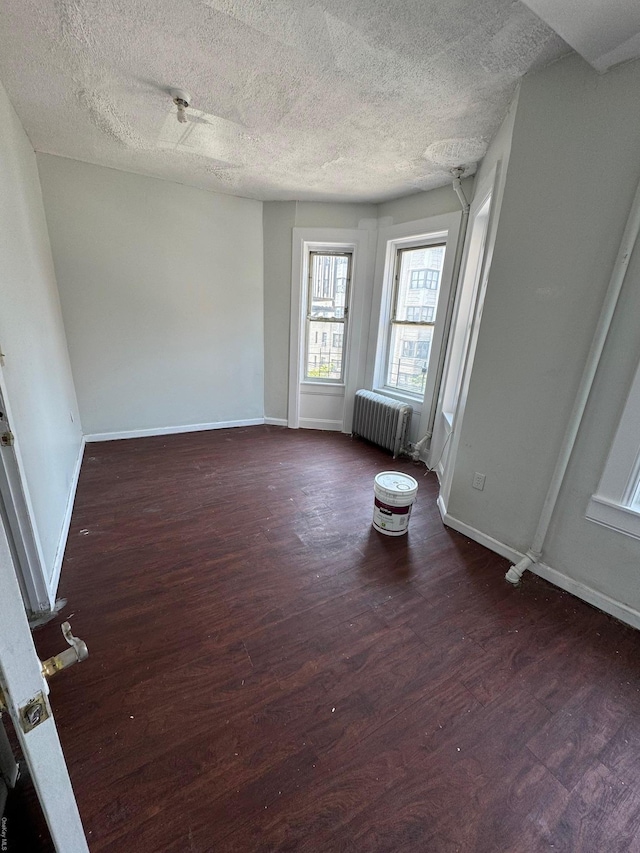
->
[373,387,422,412]
[300,382,345,396]
[585,494,640,542]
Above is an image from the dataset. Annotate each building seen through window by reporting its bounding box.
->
[386,244,445,396]
[305,252,351,381]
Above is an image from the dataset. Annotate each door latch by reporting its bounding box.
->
[19,691,51,733]
[0,622,89,734]
[41,622,88,679]
[0,623,88,733]
[0,686,52,733]
[0,431,14,447]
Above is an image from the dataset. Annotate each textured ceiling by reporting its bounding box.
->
[0,0,568,202]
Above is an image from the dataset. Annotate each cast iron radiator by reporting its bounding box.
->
[352,390,411,458]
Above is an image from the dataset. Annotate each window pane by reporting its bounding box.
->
[309,254,350,319]
[306,320,345,380]
[386,324,433,396]
[394,245,445,323]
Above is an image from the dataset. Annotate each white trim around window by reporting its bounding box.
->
[586,353,640,540]
[289,228,372,430]
[365,213,461,440]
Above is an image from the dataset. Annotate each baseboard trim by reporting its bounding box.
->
[48,437,85,605]
[437,497,640,632]
[437,498,522,564]
[532,561,640,632]
[264,418,288,427]
[298,418,343,432]
[85,419,265,442]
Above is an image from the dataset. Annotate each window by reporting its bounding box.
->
[385,243,445,397]
[410,270,426,289]
[586,354,640,540]
[416,340,430,360]
[304,251,352,382]
[409,268,440,290]
[407,306,435,322]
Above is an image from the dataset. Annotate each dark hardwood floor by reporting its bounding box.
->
[25,425,640,851]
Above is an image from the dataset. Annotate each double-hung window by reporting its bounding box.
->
[304,251,351,382]
[385,244,445,397]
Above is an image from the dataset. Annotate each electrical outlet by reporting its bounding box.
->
[472,472,486,491]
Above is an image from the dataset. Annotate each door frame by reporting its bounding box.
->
[0,377,50,614]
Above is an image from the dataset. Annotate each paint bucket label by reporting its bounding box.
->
[372,497,413,535]
[372,471,418,537]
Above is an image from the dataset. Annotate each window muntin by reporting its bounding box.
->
[305,252,351,382]
[385,244,445,397]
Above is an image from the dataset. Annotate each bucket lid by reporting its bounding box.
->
[374,471,418,494]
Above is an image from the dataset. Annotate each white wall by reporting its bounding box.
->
[446,54,640,616]
[37,155,264,438]
[377,179,474,228]
[0,82,82,596]
[263,202,296,421]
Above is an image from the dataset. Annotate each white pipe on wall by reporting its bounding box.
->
[506,175,640,584]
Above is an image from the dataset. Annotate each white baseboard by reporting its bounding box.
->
[264,417,288,427]
[532,561,640,632]
[298,418,343,431]
[48,437,85,605]
[437,497,522,564]
[85,418,265,442]
[437,496,640,632]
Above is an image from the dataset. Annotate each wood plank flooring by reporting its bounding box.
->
[22,426,640,851]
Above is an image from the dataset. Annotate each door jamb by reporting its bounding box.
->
[0,373,49,613]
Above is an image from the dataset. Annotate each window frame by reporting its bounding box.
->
[383,240,447,400]
[586,353,640,540]
[289,228,371,432]
[366,215,461,436]
[303,250,352,384]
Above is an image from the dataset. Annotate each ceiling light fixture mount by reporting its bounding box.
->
[170,88,192,124]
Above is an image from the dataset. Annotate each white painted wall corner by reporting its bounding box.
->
[436,496,640,632]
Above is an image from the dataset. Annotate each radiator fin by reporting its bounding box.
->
[352,390,411,458]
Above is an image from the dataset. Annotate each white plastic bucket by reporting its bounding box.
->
[372,471,418,536]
